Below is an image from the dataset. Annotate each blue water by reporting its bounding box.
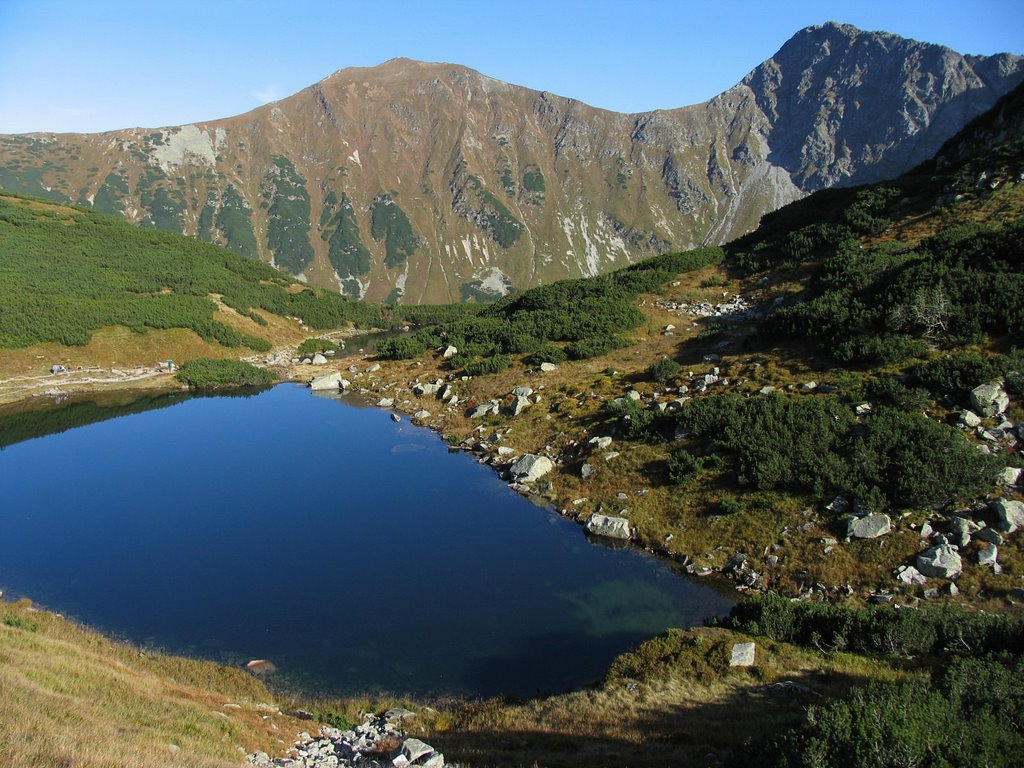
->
[0,384,732,698]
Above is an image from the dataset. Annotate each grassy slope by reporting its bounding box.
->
[0,599,310,768]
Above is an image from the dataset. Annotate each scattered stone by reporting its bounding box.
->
[603,451,620,461]
[413,410,431,420]
[509,454,553,483]
[512,386,534,398]
[589,436,613,450]
[366,363,381,373]
[391,413,401,423]
[377,397,395,408]
[844,513,892,539]
[580,463,595,479]
[584,514,632,540]
[970,382,1010,417]
[759,386,776,395]
[920,522,934,539]
[799,381,818,392]
[729,642,756,667]
[470,401,500,418]
[625,389,642,401]
[855,402,873,416]
[309,353,327,365]
[825,495,850,515]
[539,362,558,372]
[917,544,963,579]
[442,345,458,359]
[991,498,1024,533]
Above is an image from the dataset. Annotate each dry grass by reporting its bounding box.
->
[0,599,307,768]
[427,627,921,768]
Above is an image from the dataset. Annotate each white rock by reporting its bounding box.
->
[311,353,328,365]
[509,454,553,482]
[442,345,458,359]
[729,642,756,667]
[991,498,1024,533]
[540,362,558,372]
[309,372,343,391]
[997,466,1022,486]
[917,544,963,579]
[971,383,1010,417]
[584,514,632,540]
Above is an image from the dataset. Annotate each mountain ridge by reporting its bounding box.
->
[1,22,1021,303]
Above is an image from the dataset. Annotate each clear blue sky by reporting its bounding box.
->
[0,0,1021,134]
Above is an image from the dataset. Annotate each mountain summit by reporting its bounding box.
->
[1,23,1021,302]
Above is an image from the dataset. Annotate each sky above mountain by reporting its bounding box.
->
[0,0,1022,134]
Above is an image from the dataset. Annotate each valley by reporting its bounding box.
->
[1,15,1023,768]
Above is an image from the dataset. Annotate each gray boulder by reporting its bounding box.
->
[510,454,553,483]
[311,353,328,365]
[844,513,892,539]
[978,544,1000,571]
[729,642,756,667]
[580,463,595,479]
[917,544,963,579]
[895,565,927,585]
[470,401,500,418]
[584,514,632,540]
[309,372,343,391]
[507,395,531,416]
[997,466,1023,485]
[589,436,613,450]
[971,383,1010,417]
[991,498,1024,533]
[512,386,534,398]
[539,362,558,372]
[959,409,982,428]
[442,345,458,359]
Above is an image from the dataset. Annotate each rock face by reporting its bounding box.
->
[917,544,963,579]
[3,24,1019,303]
[584,514,632,540]
[509,454,553,483]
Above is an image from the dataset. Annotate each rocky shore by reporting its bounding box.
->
[249,710,452,768]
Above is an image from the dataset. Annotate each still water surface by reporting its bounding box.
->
[0,384,732,698]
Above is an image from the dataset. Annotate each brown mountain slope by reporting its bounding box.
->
[1,22,1021,303]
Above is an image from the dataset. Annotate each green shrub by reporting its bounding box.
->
[666,448,705,483]
[529,343,568,365]
[175,359,275,389]
[646,358,681,384]
[375,337,427,360]
[462,354,512,377]
[297,338,340,356]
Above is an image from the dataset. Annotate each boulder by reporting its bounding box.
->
[309,372,343,391]
[895,565,927,585]
[975,527,1003,546]
[970,383,1010,417]
[997,466,1023,486]
[377,397,395,408]
[978,544,1000,571]
[844,513,892,539]
[584,514,632,540]
[413,410,431,420]
[507,395,531,416]
[391,413,402,423]
[398,738,433,763]
[413,382,441,396]
[366,363,381,373]
[589,436,613,450]
[470,401,500,419]
[729,642,756,667]
[442,345,458,359]
[991,498,1024,533]
[311,353,328,365]
[959,409,982,428]
[512,386,534,398]
[580,463,595,479]
[916,544,963,579]
[539,362,558,372]
[510,454,553,483]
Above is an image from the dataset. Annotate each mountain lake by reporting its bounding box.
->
[0,383,734,698]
